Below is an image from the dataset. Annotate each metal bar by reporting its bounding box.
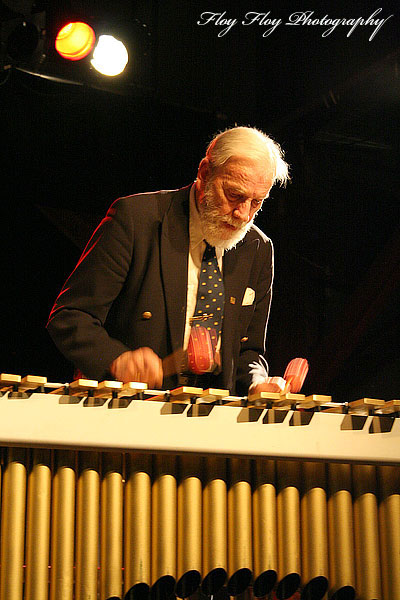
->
[176,455,202,598]
[301,461,328,598]
[50,450,76,600]
[0,448,27,600]
[276,460,301,599]
[124,453,152,597]
[100,453,123,600]
[252,459,277,597]
[378,465,400,600]
[25,449,52,600]
[75,451,100,600]
[151,454,177,598]
[227,458,252,596]
[353,464,382,599]
[327,463,356,597]
[202,456,227,595]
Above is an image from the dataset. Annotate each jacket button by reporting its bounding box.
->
[142,311,152,320]
[240,336,248,342]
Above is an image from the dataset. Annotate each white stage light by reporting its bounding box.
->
[90,35,128,76]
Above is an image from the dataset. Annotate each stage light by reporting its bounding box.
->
[55,22,95,61]
[90,35,128,76]
[0,4,150,88]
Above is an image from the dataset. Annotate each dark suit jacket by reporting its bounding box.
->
[47,185,273,394]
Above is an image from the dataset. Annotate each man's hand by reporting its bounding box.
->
[249,376,286,395]
[110,348,163,388]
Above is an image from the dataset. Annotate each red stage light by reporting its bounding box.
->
[55,22,95,61]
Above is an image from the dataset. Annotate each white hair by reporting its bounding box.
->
[205,126,289,186]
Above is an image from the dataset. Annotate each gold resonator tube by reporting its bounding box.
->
[0,448,399,600]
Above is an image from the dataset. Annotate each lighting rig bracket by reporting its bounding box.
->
[0,1,46,72]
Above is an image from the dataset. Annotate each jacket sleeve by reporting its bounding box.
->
[46,197,135,380]
[234,237,274,395]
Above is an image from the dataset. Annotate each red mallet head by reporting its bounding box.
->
[283,358,309,393]
[187,326,215,374]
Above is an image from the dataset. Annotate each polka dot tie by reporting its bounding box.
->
[192,243,225,352]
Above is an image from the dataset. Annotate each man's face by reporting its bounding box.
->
[197,157,273,250]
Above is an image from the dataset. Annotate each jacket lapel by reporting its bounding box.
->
[221,237,260,390]
[160,187,190,354]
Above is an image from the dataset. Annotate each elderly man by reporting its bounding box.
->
[47,126,289,394]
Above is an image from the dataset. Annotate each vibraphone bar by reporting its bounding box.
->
[0,374,399,600]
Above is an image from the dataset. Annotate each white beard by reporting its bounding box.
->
[198,182,254,250]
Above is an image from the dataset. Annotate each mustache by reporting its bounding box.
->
[220,214,247,229]
[203,193,247,230]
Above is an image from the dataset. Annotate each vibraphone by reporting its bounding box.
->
[0,374,399,600]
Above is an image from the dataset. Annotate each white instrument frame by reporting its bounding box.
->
[0,391,399,465]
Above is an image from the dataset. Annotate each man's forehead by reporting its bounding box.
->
[219,157,273,189]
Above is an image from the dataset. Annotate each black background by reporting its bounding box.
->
[2,0,400,400]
